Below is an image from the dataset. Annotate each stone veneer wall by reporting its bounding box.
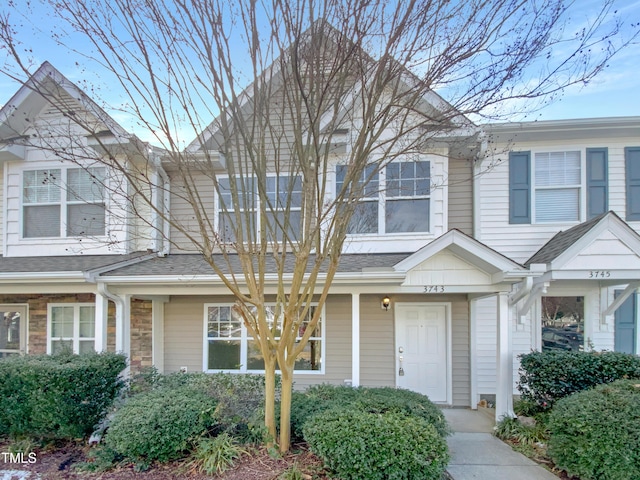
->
[130,299,153,372]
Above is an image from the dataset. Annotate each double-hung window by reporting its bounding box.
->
[218,175,302,242]
[23,167,106,238]
[534,152,581,222]
[205,304,323,373]
[48,304,96,354]
[336,159,430,235]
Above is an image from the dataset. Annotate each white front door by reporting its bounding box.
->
[395,304,449,403]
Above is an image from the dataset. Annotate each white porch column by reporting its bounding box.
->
[495,291,515,421]
[115,294,131,358]
[351,293,360,387]
[152,299,165,373]
[94,292,109,353]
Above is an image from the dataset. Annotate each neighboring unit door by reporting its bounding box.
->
[0,306,27,358]
[395,304,448,403]
[615,291,636,354]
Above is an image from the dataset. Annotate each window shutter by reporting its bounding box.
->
[626,147,640,221]
[586,148,608,219]
[509,151,531,224]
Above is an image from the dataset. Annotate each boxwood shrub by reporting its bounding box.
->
[304,409,449,480]
[0,351,126,439]
[518,350,640,409]
[290,384,448,441]
[548,380,640,480]
[104,385,218,465]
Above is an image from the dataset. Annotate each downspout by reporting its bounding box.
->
[149,149,171,256]
[97,282,130,359]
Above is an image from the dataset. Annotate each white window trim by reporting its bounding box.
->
[202,303,326,374]
[215,173,303,242]
[531,148,586,224]
[47,303,96,355]
[336,158,432,236]
[20,165,108,240]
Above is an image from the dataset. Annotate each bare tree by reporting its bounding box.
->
[0,0,635,451]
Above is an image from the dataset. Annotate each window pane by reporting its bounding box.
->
[387,161,430,198]
[541,296,584,352]
[266,176,302,208]
[386,199,429,233]
[51,306,74,338]
[207,340,241,369]
[535,188,579,222]
[24,205,61,238]
[294,339,321,371]
[247,339,265,370]
[336,164,378,198]
[51,339,73,354]
[79,340,95,354]
[264,211,301,242]
[347,201,378,234]
[535,152,580,187]
[79,306,95,338]
[0,311,21,351]
[67,167,105,202]
[67,203,106,236]
[207,306,241,338]
[23,169,61,203]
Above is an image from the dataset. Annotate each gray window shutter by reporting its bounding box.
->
[626,147,640,221]
[509,151,531,224]
[586,148,608,219]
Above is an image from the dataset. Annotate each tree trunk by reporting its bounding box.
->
[263,360,277,446]
[278,364,294,453]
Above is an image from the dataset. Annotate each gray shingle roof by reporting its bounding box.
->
[0,252,151,274]
[524,212,612,267]
[102,252,412,277]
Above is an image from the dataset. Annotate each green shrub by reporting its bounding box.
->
[518,350,640,410]
[0,351,126,439]
[129,371,276,442]
[190,433,246,475]
[104,385,218,466]
[548,380,640,480]
[289,385,448,441]
[304,409,449,480]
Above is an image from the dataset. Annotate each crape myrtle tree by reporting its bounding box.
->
[0,0,633,451]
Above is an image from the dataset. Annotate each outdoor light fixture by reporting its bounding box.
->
[381,296,391,311]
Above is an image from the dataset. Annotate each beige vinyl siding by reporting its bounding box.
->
[168,174,215,252]
[293,294,352,389]
[451,297,470,406]
[447,157,473,235]
[163,295,211,372]
[163,295,351,384]
[474,295,497,395]
[360,294,396,387]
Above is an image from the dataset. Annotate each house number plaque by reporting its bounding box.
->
[424,285,445,293]
[588,271,611,278]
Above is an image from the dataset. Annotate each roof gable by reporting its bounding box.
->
[0,62,130,144]
[526,211,640,271]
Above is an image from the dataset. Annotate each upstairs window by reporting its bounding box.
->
[22,167,106,238]
[336,159,430,235]
[534,151,581,222]
[218,175,302,242]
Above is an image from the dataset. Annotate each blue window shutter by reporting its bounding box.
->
[509,151,531,224]
[586,148,608,219]
[626,147,640,221]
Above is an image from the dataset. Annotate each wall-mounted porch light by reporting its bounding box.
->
[381,296,391,311]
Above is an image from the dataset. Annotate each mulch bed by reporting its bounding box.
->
[0,440,331,479]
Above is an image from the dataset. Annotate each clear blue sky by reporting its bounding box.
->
[0,0,638,130]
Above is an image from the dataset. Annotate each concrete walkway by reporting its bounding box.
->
[442,408,558,480]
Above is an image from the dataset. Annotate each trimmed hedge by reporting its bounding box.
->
[104,385,218,465]
[518,350,640,409]
[304,409,449,480]
[289,384,448,441]
[548,380,640,480]
[0,351,126,439]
